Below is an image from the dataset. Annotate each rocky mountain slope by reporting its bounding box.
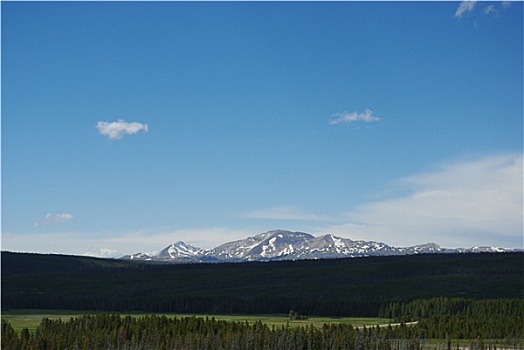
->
[121,230,511,263]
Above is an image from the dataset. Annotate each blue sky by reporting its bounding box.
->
[2,1,522,257]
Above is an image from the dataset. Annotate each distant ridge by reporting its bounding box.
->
[121,230,513,263]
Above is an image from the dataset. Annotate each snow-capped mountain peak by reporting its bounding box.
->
[205,230,314,261]
[121,230,514,263]
[143,241,204,262]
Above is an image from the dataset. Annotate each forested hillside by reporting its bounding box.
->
[2,252,522,316]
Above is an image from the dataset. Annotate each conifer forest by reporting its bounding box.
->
[1,252,523,350]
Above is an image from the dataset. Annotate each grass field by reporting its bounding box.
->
[3,310,518,349]
[1,309,391,334]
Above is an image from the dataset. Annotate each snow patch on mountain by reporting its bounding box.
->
[121,230,514,263]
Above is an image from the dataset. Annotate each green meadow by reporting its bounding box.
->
[1,309,391,334]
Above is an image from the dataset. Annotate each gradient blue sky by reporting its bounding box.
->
[2,1,522,257]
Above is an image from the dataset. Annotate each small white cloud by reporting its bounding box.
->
[455,1,477,18]
[96,119,148,140]
[484,2,512,17]
[34,212,74,228]
[329,109,381,125]
[484,4,498,15]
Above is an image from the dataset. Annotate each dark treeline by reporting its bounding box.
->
[0,315,380,350]
[381,298,524,340]
[2,309,523,350]
[3,252,522,317]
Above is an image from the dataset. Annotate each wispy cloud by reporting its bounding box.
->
[455,1,477,18]
[3,227,251,256]
[34,212,74,228]
[483,2,512,17]
[456,1,510,20]
[483,5,498,15]
[322,153,523,248]
[329,108,381,125]
[96,119,148,140]
[242,205,330,221]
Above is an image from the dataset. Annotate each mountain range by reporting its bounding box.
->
[121,230,511,263]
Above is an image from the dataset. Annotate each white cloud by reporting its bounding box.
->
[483,5,498,15]
[456,1,511,21]
[322,153,523,248]
[455,1,477,18]
[329,109,381,125]
[83,248,122,259]
[483,2,512,17]
[33,212,74,228]
[96,119,148,140]
[119,227,252,252]
[2,227,252,256]
[9,154,522,255]
[242,205,331,221]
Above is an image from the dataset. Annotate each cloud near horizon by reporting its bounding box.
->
[33,212,74,228]
[2,227,252,257]
[96,119,148,140]
[322,153,523,248]
[8,153,523,255]
[329,109,381,125]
